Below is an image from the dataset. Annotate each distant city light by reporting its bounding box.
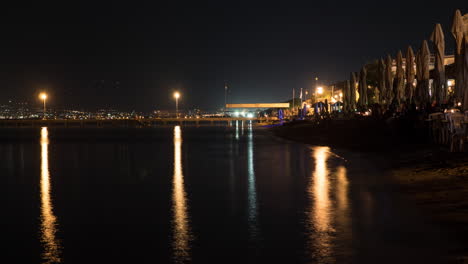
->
[173,92,180,99]
[317,87,323,95]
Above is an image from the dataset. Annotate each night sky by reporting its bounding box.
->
[0,2,465,111]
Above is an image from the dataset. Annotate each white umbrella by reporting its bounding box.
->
[350,72,358,111]
[385,55,394,104]
[344,80,351,113]
[358,66,368,108]
[405,46,416,103]
[395,50,405,104]
[463,37,468,110]
[451,10,465,103]
[378,58,386,104]
[430,23,446,104]
[416,40,431,106]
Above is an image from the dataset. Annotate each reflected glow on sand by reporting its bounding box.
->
[40,127,62,264]
[172,126,192,262]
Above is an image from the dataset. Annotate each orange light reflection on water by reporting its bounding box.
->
[172,126,192,262]
[336,166,349,213]
[40,127,62,264]
[309,146,332,260]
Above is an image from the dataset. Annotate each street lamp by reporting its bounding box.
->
[316,87,323,95]
[39,93,47,119]
[173,91,180,118]
[314,77,318,101]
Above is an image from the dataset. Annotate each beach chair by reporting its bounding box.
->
[447,112,465,152]
[428,112,444,144]
[465,111,468,150]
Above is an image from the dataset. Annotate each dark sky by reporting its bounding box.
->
[0,2,465,111]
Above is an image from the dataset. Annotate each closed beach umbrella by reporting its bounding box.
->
[344,80,351,113]
[415,50,423,105]
[378,58,386,104]
[451,9,465,103]
[385,55,394,103]
[350,72,358,110]
[358,66,368,108]
[463,37,468,110]
[405,46,416,102]
[341,81,347,113]
[430,23,446,104]
[418,40,431,106]
[395,50,405,104]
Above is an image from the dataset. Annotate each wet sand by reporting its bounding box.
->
[391,148,468,259]
[272,119,468,262]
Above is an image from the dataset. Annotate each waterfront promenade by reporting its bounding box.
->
[0,117,279,128]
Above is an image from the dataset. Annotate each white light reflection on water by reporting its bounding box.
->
[241,120,245,136]
[172,126,192,263]
[40,127,62,264]
[247,123,259,240]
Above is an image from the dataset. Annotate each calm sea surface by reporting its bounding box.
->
[3,125,458,263]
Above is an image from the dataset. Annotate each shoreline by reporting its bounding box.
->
[271,120,468,261]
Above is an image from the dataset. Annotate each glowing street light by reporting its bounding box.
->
[316,87,324,95]
[174,91,180,118]
[39,93,47,119]
[314,77,319,102]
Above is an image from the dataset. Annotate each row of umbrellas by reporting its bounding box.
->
[342,9,468,112]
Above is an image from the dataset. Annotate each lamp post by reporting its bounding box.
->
[173,91,180,118]
[224,82,228,115]
[315,87,324,113]
[39,93,47,119]
[316,87,323,97]
[314,77,319,101]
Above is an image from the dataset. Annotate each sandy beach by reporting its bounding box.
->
[273,119,468,261]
